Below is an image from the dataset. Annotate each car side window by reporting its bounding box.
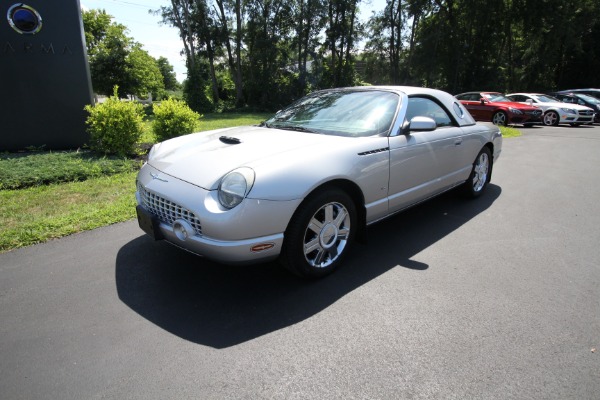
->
[406,97,454,128]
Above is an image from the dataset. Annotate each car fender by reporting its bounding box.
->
[247,136,391,207]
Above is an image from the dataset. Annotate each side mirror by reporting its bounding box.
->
[407,116,436,132]
[480,98,487,104]
[526,99,533,105]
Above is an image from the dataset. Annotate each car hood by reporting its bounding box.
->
[537,102,592,110]
[147,126,347,190]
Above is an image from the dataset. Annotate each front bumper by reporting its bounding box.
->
[135,164,301,265]
[509,110,542,124]
[559,109,595,124]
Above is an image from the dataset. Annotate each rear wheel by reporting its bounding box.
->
[280,189,357,278]
[543,111,559,126]
[492,111,507,126]
[464,147,492,198]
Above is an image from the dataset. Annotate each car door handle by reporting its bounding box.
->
[454,138,463,146]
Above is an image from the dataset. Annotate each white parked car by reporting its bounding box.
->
[506,93,595,126]
[136,86,502,278]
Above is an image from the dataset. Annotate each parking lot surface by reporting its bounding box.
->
[1,124,599,399]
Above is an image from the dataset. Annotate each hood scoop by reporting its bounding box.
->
[219,136,242,145]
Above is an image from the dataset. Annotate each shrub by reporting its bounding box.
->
[84,86,145,156]
[152,98,201,142]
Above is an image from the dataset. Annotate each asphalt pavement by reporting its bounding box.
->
[1,124,599,399]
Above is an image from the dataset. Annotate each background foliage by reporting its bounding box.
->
[83,9,172,99]
[148,0,599,112]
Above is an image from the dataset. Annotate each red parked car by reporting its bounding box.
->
[455,91,543,126]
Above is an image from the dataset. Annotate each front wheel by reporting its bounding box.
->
[492,111,507,126]
[543,111,559,126]
[280,189,356,278]
[464,147,492,198]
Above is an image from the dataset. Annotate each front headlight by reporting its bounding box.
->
[560,108,576,114]
[218,167,255,209]
[508,107,523,115]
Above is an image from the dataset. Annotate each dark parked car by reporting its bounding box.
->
[455,91,543,126]
[549,92,600,123]
[557,89,600,100]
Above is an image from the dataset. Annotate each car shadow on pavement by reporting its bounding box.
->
[115,184,501,348]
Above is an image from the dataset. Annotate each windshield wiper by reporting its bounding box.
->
[274,124,317,133]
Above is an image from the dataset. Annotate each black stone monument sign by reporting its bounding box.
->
[1,1,93,151]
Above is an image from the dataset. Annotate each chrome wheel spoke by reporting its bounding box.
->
[304,237,321,255]
[307,217,323,234]
[312,248,327,266]
[337,227,350,239]
[333,208,348,229]
[323,204,334,224]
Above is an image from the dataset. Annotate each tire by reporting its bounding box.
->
[464,147,492,198]
[492,111,507,126]
[543,111,559,126]
[280,188,356,278]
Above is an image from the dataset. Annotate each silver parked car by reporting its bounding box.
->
[136,86,502,278]
[506,92,594,126]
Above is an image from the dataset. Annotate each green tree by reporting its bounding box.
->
[82,9,164,98]
[124,45,164,98]
[321,0,362,88]
[82,9,113,54]
[157,56,180,91]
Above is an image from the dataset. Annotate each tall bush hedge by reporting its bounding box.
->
[84,86,145,156]
[152,98,200,142]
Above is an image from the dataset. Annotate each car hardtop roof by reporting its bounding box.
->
[506,93,547,96]
[456,91,504,96]
[313,85,460,102]
[321,85,449,95]
[560,88,600,92]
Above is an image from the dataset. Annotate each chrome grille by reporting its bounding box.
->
[578,110,594,116]
[137,183,202,235]
[526,110,542,116]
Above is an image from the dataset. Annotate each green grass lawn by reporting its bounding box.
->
[0,172,137,251]
[499,125,521,138]
[0,113,518,253]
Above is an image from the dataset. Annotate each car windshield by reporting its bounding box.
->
[265,90,399,137]
[483,93,511,102]
[534,95,559,103]
[576,94,600,104]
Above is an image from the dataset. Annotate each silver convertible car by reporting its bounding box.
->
[136,86,502,278]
